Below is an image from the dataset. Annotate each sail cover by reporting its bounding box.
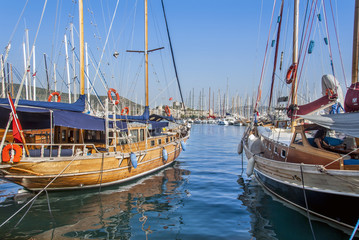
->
[0,105,127,131]
[0,95,86,112]
[301,112,359,138]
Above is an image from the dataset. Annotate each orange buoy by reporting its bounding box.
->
[108,88,120,105]
[48,92,61,102]
[2,144,23,163]
[121,107,129,115]
[165,105,171,117]
[286,64,298,84]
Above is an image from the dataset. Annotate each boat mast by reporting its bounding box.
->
[291,0,299,129]
[79,0,85,96]
[352,0,359,84]
[145,0,149,107]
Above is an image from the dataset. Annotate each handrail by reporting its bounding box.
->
[17,143,100,159]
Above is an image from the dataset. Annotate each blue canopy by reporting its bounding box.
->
[0,95,86,112]
[110,106,150,121]
[0,104,127,131]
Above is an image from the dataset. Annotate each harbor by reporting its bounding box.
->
[0,124,354,239]
[0,0,359,239]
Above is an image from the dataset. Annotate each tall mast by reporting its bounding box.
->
[290,0,299,130]
[79,0,85,96]
[268,0,284,112]
[32,46,36,101]
[352,0,359,84]
[145,0,149,107]
[64,34,72,103]
[291,0,299,106]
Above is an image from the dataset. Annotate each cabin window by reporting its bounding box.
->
[166,137,169,143]
[140,129,145,142]
[268,144,272,150]
[158,139,162,145]
[281,149,286,158]
[68,130,74,143]
[62,130,67,142]
[151,140,155,147]
[274,146,278,154]
[293,133,303,145]
[75,130,79,143]
[130,130,139,143]
[118,132,127,145]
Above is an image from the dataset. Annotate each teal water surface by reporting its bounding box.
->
[0,125,356,239]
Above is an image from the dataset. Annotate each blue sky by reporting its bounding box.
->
[0,0,356,108]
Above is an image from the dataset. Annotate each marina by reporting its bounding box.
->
[0,0,359,239]
[0,125,355,239]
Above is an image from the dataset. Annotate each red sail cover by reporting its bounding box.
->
[288,95,334,118]
[7,94,23,143]
[344,82,359,112]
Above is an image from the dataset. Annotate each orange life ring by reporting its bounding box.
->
[121,107,129,115]
[286,64,298,84]
[108,88,120,105]
[48,92,61,102]
[326,88,334,96]
[165,105,171,117]
[2,144,22,163]
[325,88,336,100]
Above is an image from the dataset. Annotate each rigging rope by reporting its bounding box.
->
[254,0,277,112]
[328,0,348,88]
[89,0,120,96]
[0,154,80,229]
[161,0,186,111]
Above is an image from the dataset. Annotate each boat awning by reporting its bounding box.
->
[0,95,86,112]
[0,105,127,131]
[301,112,359,138]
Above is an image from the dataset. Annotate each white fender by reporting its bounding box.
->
[246,157,255,177]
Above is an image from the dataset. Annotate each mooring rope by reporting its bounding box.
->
[300,164,317,240]
[349,218,359,240]
[0,154,79,229]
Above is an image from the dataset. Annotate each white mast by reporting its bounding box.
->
[25,29,32,100]
[32,46,36,100]
[70,23,77,101]
[22,42,29,100]
[85,42,90,107]
[64,34,71,103]
[1,55,4,98]
[53,63,57,93]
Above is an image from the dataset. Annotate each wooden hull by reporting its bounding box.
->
[244,143,359,229]
[0,137,189,191]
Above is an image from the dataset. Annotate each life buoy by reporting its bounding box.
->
[2,144,22,163]
[108,88,120,105]
[326,88,335,99]
[165,105,171,117]
[121,107,129,115]
[48,92,61,102]
[286,64,298,84]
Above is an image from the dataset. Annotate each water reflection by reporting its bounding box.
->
[237,175,357,240]
[0,163,190,239]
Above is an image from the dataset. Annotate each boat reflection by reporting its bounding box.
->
[0,163,190,239]
[237,176,357,240]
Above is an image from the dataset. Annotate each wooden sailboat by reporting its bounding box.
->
[0,0,190,191]
[241,0,359,231]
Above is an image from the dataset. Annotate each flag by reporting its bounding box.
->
[7,93,23,143]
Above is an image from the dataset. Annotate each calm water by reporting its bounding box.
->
[0,125,356,239]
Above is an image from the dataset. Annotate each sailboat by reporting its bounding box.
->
[240,0,359,231]
[0,0,190,191]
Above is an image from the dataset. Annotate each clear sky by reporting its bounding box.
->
[0,0,356,108]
